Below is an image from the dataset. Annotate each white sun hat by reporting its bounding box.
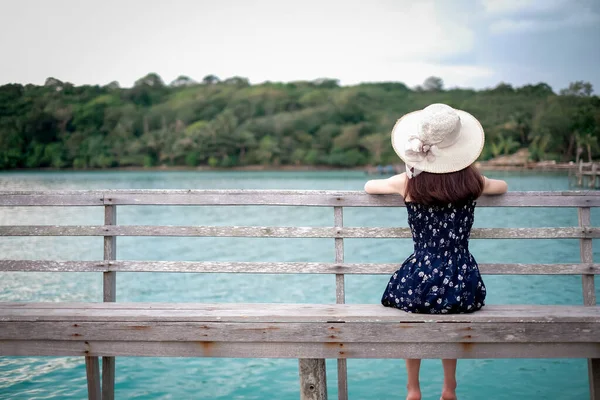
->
[391,103,485,177]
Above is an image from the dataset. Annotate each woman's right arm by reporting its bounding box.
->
[482,176,508,195]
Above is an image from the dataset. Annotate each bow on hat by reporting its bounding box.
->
[405,137,442,163]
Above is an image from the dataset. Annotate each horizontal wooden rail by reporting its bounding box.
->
[2,302,598,323]
[1,260,599,275]
[1,190,600,207]
[2,303,600,359]
[1,226,598,239]
[4,321,599,343]
[3,340,598,359]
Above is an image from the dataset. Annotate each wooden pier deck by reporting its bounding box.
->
[0,190,599,400]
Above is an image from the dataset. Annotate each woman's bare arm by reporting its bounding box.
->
[482,176,508,195]
[364,173,407,195]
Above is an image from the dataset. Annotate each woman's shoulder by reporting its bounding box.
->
[364,173,407,196]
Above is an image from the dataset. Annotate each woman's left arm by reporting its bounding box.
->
[364,173,407,195]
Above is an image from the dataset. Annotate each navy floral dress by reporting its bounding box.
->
[381,200,486,314]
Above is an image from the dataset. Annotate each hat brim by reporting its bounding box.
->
[391,108,485,173]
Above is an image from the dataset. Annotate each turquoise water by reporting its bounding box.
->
[0,170,598,400]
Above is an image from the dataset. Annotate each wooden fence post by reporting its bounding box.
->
[103,205,117,400]
[578,207,598,399]
[299,359,328,400]
[85,356,101,400]
[334,206,348,400]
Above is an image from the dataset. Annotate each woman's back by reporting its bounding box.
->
[382,199,485,314]
[406,200,475,253]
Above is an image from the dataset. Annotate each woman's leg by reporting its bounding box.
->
[405,359,422,400]
[441,359,458,400]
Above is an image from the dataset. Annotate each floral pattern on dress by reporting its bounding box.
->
[381,200,486,314]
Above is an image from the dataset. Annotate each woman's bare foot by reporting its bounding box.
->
[406,388,422,400]
[440,386,457,400]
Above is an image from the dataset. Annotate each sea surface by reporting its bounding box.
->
[0,170,598,400]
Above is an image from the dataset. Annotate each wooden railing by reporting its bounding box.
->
[1,190,599,400]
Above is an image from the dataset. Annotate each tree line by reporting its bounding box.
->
[0,74,598,170]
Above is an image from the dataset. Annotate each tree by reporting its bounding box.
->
[506,111,531,145]
[527,133,551,162]
[105,81,120,90]
[332,124,365,150]
[517,83,554,97]
[222,76,250,87]
[170,75,197,87]
[576,133,597,163]
[560,81,594,97]
[423,76,444,92]
[489,82,514,94]
[44,77,64,91]
[313,78,340,89]
[202,74,220,85]
[530,97,576,161]
[134,73,165,88]
[253,135,279,165]
[129,73,167,106]
[360,133,387,164]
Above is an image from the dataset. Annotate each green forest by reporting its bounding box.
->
[0,74,598,170]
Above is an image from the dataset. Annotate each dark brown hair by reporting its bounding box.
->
[405,165,484,205]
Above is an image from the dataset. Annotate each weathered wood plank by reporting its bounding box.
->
[334,207,345,303]
[3,340,599,359]
[2,303,599,323]
[1,190,599,207]
[2,260,598,275]
[1,225,597,239]
[333,206,348,400]
[103,205,116,400]
[2,321,598,343]
[99,190,600,207]
[103,206,117,303]
[336,357,347,400]
[579,208,596,306]
[578,207,598,400]
[299,359,327,400]
[85,356,101,400]
[0,192,104,206]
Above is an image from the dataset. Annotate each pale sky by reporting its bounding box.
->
[0,0,599,91]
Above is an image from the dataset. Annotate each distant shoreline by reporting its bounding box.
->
[1,162,577,173]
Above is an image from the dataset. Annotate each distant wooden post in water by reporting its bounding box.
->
[1,190,599,400]
[571,160,600,188]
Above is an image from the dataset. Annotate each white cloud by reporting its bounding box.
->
[0,0,482,87]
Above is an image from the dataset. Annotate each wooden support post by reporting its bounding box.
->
[103,205,117,400]
[578,207,598,399]
[579,207,596,306]
[590,358,600,400]
[299,359,328,400]
[334,207,348,400]
[85,356,101,400]
[334,207,345,304]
